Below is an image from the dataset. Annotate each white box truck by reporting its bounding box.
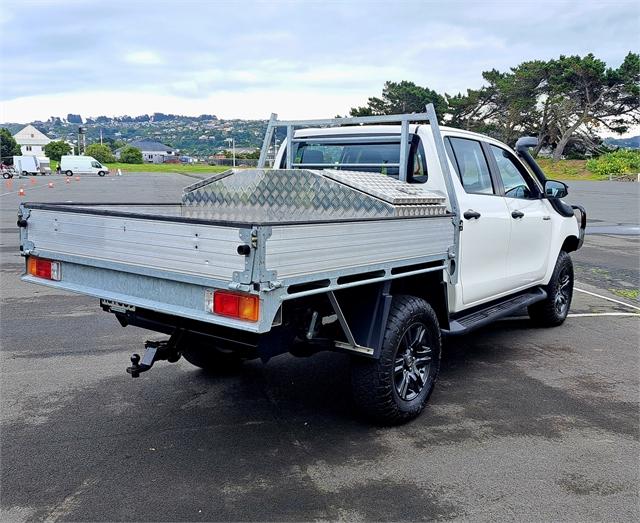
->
[59,155,109,176]
[13,155,49,175]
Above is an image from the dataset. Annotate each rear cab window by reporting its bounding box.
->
[282,135,428,184]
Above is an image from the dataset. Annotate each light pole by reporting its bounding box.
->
[225,138,236,167]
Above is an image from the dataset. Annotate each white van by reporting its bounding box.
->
[59,155,109,176]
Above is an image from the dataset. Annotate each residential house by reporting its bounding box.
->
[13,125,51,156]
[116,140,176,164]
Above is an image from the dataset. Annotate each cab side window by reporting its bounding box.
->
[489,145,538,199]
[447,137,495,195]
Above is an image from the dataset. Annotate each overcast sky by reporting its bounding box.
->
[0,0,638,123]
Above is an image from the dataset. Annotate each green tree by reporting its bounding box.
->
[43,140,72,161]
[350,81,448,120]
[545,52,640,160]
[447,53,640,158]
[119,145,143,164]
[448,60,548,146]
[109,139,127,150]
[85,143,115,164]
[0,128,21,164]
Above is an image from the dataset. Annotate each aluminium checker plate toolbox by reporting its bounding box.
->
[181,168,449,221]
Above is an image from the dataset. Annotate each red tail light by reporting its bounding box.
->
[206,290,259,322]
[27,257,61,281]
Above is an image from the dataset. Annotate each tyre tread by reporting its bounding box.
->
[528,250,573,327]
[351,295,441,424]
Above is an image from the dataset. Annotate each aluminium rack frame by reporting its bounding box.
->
[257,103,462,283]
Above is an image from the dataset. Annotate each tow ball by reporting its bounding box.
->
[126,335,183,378]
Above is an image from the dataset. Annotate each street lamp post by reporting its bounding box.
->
[225,138,236,167]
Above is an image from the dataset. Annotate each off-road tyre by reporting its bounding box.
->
[179,334,244,373]
[528,250,574,327]
[182,347,244,373]
[65,170,73,176]
[351,295,441,425]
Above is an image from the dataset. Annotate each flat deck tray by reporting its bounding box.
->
[38,168,450,225]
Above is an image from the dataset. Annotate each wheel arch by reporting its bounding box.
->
[331,271,448,359]
[389,271,449,329]
[561,235,580,253]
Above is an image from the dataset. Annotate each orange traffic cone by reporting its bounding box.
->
[29,178,36,185]
[65,178,70,184]
[18,187,25,197]
[74,176,80,181]
[48,182,54,188]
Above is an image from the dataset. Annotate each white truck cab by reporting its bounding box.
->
[59,155,109,176]
[274,122,583,317]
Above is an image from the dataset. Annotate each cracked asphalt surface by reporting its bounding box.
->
[1,174,638,521]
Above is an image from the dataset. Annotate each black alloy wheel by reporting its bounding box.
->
[393,322,434,401]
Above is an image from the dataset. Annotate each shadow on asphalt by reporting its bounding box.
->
[2,316,638,521]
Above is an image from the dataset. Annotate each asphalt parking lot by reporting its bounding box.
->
[1,173,638,522]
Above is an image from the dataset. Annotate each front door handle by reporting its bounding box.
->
[511,210,525,219]
[463,210,481,220]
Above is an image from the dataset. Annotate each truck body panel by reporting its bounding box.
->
[13,155,49,175]
[19,164,455,334]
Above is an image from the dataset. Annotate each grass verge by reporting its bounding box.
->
[49,160,230,175]
[49,158,614,181]
[610,288,640,301]
[536,159,604,181]
[106,163,230,174]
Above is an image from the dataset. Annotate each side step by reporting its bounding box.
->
[443,288,547,336]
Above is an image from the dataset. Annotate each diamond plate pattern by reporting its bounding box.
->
[321,169,447,205]
[181,169,447,222]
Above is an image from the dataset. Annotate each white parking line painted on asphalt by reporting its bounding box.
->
[574,287,640,311]
[0,184,51,197]
[500,313,639,322]
[568,312,640,318]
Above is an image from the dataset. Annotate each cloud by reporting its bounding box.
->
[161,62,407,98]
[0,0,637,122]
[124,51,163,65]
[0,89,374,122]
[407,25,506,52]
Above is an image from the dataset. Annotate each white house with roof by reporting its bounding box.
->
[13,125,51,156]
[116,140,176,164]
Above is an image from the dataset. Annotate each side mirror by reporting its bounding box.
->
[544,180,568,199]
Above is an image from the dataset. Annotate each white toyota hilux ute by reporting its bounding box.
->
[18,105,586,423]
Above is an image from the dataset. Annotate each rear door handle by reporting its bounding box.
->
[511,210,524,219]
[463,210,481,220]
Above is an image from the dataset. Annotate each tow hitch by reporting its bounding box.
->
[126,331,183,378]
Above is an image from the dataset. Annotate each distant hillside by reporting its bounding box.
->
[604,135,640,149]
[1,113,270,157]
